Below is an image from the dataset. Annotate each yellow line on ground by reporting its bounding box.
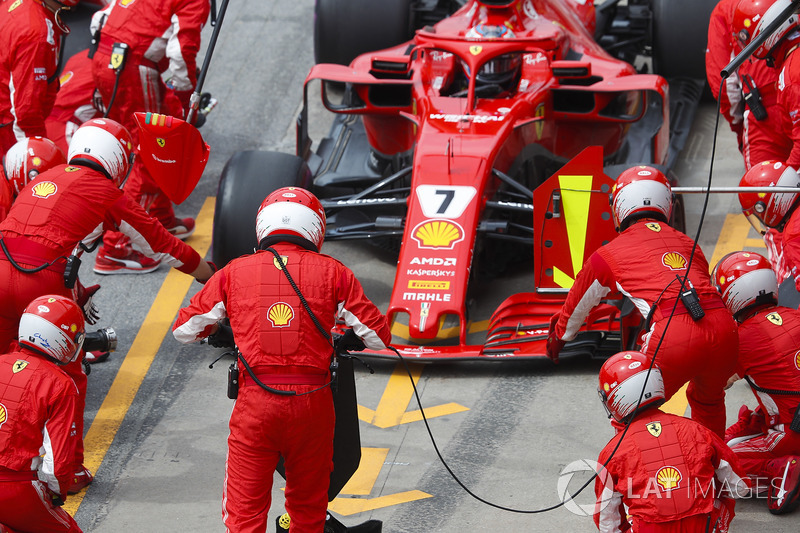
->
[64,197,214,514]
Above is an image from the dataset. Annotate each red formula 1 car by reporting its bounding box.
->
[212,0,716,362]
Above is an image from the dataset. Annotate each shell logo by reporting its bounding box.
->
[31,181,57,199]
[655,466,682,491]
[267,302,294,327]
[59,70,74,85]
[0,402,6,429]
[794,350,800,371]
[662,252,687,271]
[412,219,464,249]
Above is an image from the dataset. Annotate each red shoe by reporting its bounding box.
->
[85,350,109,364]
[68,466,93,494]
[165,216,195,240]
[725,405,766,445]
[94,246,160,275]
[768,456,800,515]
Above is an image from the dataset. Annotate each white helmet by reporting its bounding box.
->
[255,187,326,251]
[18,295,85,364]
[611,166,673,230]
[598,351,665,423]
[712,251,778,318]
[67,118,134,187]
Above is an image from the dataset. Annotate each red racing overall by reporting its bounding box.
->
[595,410,749,532]
[729,306,800,483]
[552,220,739,437]
[0,348,81,532]
[174,242,391,533]
[0,163,202,475]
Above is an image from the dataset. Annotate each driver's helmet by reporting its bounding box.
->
[255,187,326,251]
[712,251,778,319]
[3,137,66,197]
[598,351,665,423]
[18,294,85,365]
[68,118,134,188]
[610,166,673,231]
[738,160,800,233]
[476,53,522,91]
[735,0,800,60]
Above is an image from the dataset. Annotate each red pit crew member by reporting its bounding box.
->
[738,161,800,293]
[90,0,210,273]
[173,187,391,533]
[548,166,739,438]
[0,0,77,162]
[0,118,214,492]
[0,295,85,533]
[1,136,66,221]
[712,251,800,514]
[594,351,750,533]
[45,50,101,155]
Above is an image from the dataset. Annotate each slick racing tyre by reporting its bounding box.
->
[651,0,717,80]
[212,151,310,266]
[313,0,412,65]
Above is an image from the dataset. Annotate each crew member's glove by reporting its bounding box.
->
[336,328,366,353]
[208,321,234,348]
[545,313,565,364]
[47,487,65,507]
[76,283,101,325]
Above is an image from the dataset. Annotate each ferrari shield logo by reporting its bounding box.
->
[110,53,124,70]
[156,138,166,148]
[645,222,661,232]
[767,312,783,326]
[273,256,289,270]
[646,421,662,437]
[469,45,483,56]
[12,360,28,373]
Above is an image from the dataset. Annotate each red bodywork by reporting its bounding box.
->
[300,0,670,360]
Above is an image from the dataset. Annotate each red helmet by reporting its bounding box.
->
[2,137,66,197]
[736,0,800,60]
[610,166,673,230]
[255,187,326,251]
[738,160,800,233]
[67,118,134,187]
[712,251,778,318]
[18,295,85,364]
[598,351,665,423]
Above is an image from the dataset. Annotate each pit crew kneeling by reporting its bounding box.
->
[173,187,391,533]
[712,251,800,515]
[0,295,85,533]
[594,351,750,532]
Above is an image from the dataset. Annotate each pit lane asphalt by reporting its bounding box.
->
[58,2,798,531]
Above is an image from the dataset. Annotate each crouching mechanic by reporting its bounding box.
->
[173,187,391,533]
[0,295,85,533]
[712,251,800,514]
[547,166,739,438]
[594,351,750,532]
[0,118,214,493]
